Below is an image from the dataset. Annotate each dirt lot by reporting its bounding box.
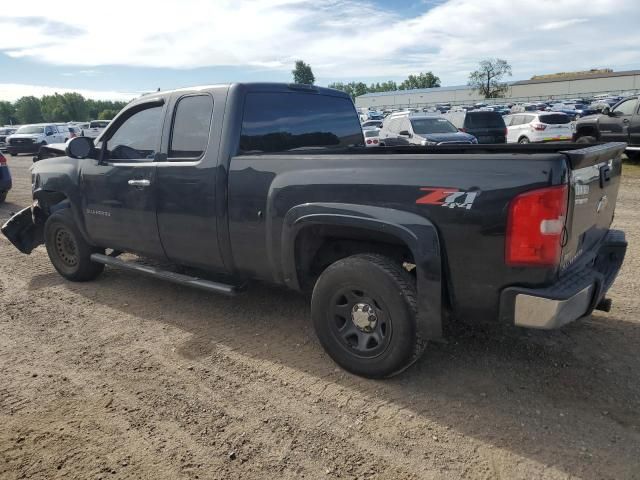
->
[0,153,639,480]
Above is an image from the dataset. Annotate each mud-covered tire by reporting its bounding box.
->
[44,209,104,282]
[576,135,597,144]
[311,253,423,378]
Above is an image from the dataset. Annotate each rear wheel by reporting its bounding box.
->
[627,151,640,162]
[311,253,423,378]
[576,135,597,144]
[518,136,530,144]
[44,209,104,281]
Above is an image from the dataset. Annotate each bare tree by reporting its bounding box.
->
[468,59,512,98]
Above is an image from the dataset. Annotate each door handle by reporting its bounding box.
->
[128,179,151,187]
[623,119,630,124]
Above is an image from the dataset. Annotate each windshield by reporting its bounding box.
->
[410,117,458,134]
[16,126,44,134]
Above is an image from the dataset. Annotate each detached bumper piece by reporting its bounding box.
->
[500,229,626,329]
[1,206,44,254]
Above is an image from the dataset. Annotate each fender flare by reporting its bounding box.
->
[281,203,443,339]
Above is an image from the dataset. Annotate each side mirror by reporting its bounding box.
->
[46,131,53,136]
[66,136,95,159]
[399,130,412,137]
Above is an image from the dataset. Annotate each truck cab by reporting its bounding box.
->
[574,96,640,159]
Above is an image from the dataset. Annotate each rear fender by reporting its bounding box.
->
[282,203,443,339]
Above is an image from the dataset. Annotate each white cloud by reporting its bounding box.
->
[0,83,136,101]
[0,0,638,83]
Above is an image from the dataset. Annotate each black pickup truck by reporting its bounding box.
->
[2,83,627,378]
[574,95,640,160]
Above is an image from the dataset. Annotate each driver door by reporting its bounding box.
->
[80,100,167,259]
[599,97,638,142]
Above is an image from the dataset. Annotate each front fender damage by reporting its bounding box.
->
[1,203,45,254]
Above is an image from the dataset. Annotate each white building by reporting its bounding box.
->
[354,69,640,109]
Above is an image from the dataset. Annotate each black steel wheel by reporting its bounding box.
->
[312,253,423,378]
[44,209,104,281]
[329,287,392,358]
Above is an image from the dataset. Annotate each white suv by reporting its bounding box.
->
[82,120,110,139]
[504,112,573,144]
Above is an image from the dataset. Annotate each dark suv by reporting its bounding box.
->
[379,114,477,146]
[446,111,507,144]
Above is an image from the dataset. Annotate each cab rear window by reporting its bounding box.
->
[239,92,363,154]
[539,114,571,125]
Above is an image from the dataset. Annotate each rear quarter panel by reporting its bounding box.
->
[227,153,569,320]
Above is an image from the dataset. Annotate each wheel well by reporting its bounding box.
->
[518,135,529,142]
[575,125,599,139]
[295,225,415,291]
[33,191,69,217]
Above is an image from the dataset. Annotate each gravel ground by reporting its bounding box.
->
[0,153,639,480]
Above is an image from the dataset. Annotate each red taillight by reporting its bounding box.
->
[531,123,546,131]
[506,185,568,267]
[366,139,372,144]
[373,139,378,144]
[0,153,6,165]
[459,127,466,132]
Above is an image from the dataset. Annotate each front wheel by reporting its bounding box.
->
[44,209,104,281]
[311,254,423,378]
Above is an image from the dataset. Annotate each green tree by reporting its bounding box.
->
[398,72,441,90]
[98,109,119,120]
[0,101,17,125]
[467,58,512,98]
[41,94,67,122]
[61,92,88,121]
[14,96,43,124]
[292,60,315,85]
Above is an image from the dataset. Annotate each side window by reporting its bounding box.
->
[612,98,638,116]
[45,126,53,135]
[107,105,163,161]
[239,92,363,154]
[169,95,214,160]
[523,115,534,124]
[510,115,521,126]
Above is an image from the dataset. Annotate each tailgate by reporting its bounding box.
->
[559,142,626,273]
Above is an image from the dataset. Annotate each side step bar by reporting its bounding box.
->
[90,253,242,296]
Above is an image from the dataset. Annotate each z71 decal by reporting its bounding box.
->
[416,187,478,210]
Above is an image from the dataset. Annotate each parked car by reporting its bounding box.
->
[363,128,380,147]
[0,151,11,203]
[574,95,640,160]
[379,113,477,146]
[1,82,627,379]
[82,120,110,138]
[505,112,573,143]
[444,110,506,143]
[67,126,81,138]
[361,120,383,130]
[510,104,539,114]
[55,124,72,141]
[0,127,17,151]
[6,123,67,155]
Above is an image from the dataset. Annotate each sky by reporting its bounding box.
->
[0,0,639,101]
